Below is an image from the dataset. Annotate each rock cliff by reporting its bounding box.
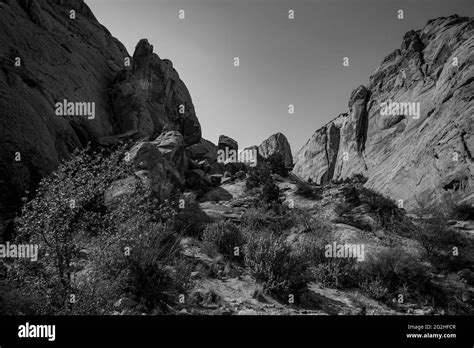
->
[0,0,201,235]
[294,15,473,210]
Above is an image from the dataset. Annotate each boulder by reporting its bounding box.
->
[210,174,223,186]
[218,135,238,153]
[152,130,188,181]
[124,141,172,199]
[258,132,293,169]
[198,187,233,203]
[186,138,218,162]
[185,168,212,190]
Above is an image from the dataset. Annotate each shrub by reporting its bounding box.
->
[172,195,210,237]
[449,203,474,220]
[293,235,358,289]
[292,209,333,236]
[295,181,323,200]
[359,277,389,300]
[12,145,132,311]
[265,152,290,177]
[246,165,271,191]
[333,174,368,185]
[202,221,246,260]
[359,248,431,303]
[311,259,359,289]
[125,223,181,310]
[338,185,402,228]
[8,145,191,314]
[415,215,474,273]
[262,177,280,204]
[244,232,309,300]
[241,207,300,235]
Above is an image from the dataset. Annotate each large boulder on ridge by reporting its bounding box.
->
[258,132,294,169]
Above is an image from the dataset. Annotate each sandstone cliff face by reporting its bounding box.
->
[258,132,293,168]
[294,15,473,210]
[0,0,201,234]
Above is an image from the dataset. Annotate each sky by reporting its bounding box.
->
[86,0,474,154]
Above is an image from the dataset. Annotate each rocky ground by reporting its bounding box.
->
[106,174,472,316]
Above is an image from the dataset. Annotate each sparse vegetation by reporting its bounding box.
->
[265,152,290,177]
[202,221,246,260]
[295,180,323,200]
[449,203,474,221]
[244,232,309,301]
[261,177,280,204]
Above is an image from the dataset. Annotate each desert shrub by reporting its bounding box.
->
[241,206,299,235]
[11,145,132,311]
[449,203,474,220]
[415,215,474,273]
[244,232,309,300]
[265,152,290,177]
[352,174,369,184]
[8,145,190,314]
[293,235,359,289]
[262,177,280,204]
[241,207,272,231]
[311,259,359,289]
[202,221,246,260]
[359,277,389,300]
[338,185,403,228]
[359,248,432,304]
[246,164,271,191]
[383,215,418,238]
[172,195,210,237]
[292,209,333,236]
[333,173,368,185]
[295,181,323,200]
[124,223,181,310]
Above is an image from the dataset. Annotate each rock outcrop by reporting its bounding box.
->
[109,39,201,145]
[294,15,474,210]
[218,135,238,153]
[0,0,202,236]
[258,132,293,169]
[152,131,187,184]
[186,138,218,163]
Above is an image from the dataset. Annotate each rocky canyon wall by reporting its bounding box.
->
[294,15,473,210]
